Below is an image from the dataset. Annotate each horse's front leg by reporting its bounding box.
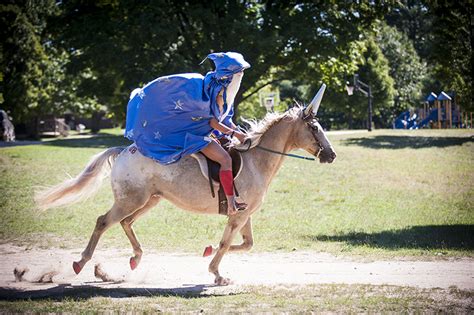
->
[203,216,253,256]
[209,214,250,285]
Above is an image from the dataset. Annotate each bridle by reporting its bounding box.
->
[236,113,324,161]
[302,112,325,158]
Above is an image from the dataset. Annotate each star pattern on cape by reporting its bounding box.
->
[174,99,184,110]
[154,131,162,140]
[125,129,134,138]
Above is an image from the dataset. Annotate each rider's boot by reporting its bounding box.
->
[219,169,247,216]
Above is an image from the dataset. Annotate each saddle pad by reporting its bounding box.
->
[191,150,243,183]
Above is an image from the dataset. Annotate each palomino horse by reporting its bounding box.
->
[36,85,336,285]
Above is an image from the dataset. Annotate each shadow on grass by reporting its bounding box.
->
[343,135,473,149]
[43,134,132,148]
[303,224,474,250]
[0,283,234,301]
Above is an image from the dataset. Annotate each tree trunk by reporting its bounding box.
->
[26,116,40,139]
[90,111,104,134]
[348,110,353,129]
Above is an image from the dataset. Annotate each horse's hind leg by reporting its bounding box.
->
[120,194,161,270]
[203,217,253,257]
[72,202,139,274]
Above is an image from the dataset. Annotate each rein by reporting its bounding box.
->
[256,145,316,161]
[234,112,325,162]
[236,137,323,161]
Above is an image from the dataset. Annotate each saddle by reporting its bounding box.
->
[191,144,243,215]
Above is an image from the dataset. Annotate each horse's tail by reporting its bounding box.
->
[35,146,125,211]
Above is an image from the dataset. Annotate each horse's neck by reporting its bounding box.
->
[246,121,294,186]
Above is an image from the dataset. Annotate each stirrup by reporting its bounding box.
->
[234,201,247,212]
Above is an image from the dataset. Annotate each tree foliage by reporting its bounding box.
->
[375,22,426,112]
[348,36,395,128]
[0,0,56,124]
[0,0,101,136]
[1,0,471,133]
[387,0,473,111]
[45,1,388,122]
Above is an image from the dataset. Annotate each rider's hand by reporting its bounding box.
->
[233,131,246,143]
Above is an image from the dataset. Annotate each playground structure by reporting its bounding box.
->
[394,91,473,129]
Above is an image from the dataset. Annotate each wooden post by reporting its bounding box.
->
[443,100,447,128]
[447,100,452,128]
[457,106,461,128]
[436,100,441,129]
[471,112,473,129]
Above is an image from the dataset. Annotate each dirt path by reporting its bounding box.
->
[0,245,473,299]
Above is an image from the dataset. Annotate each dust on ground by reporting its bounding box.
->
[0,244,473,299]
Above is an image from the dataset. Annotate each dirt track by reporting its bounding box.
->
[0,244,473,299]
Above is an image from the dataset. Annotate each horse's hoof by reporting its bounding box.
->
[214,276,232,286]
[129,257,138,270]
[72,261,82,275]
[203,245,213,257]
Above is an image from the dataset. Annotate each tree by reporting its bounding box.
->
[0,0,99,136]
[2,1,392,132]
[375,22,426,114]
[352,37,395,128]
[0,0,56,134]
[49,1,389,122]
[385,0,433,59]
[428,1,473,110]
[386,0,473,111]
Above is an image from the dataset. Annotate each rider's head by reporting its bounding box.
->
[205,52,251,80]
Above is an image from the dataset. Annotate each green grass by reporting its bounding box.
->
[1,284,472,313]
[0,128,473,257]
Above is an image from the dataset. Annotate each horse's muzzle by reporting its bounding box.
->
[319,149,336,164]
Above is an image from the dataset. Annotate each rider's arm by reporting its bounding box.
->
[210,118,234,134]
[209,118,246,142]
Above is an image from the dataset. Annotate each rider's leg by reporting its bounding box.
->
[201,140,246,215]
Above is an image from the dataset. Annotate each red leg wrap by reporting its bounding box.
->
[219,170,234,196]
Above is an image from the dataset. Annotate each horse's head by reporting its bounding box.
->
[292,84,337,164]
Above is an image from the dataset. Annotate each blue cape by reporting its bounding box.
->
[124,52,250,165]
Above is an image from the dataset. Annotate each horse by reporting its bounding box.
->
[36,85,336,285]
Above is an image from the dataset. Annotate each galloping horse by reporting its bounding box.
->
[36,85,336,285]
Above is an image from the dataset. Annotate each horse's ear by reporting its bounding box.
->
[304,84,326,116]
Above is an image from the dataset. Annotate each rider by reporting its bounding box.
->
[124,52,250,215]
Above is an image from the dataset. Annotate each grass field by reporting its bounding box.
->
[1,284,472,313]
[1,128,473,312]
[0,128,473,258]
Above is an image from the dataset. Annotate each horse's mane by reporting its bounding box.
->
[231,106,302,150]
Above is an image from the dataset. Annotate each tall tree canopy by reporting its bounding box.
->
[0,0,56,125]
[375,22,426,113]
[386,0,473,111]
[1,0,471,133]
[46,1,387,121]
